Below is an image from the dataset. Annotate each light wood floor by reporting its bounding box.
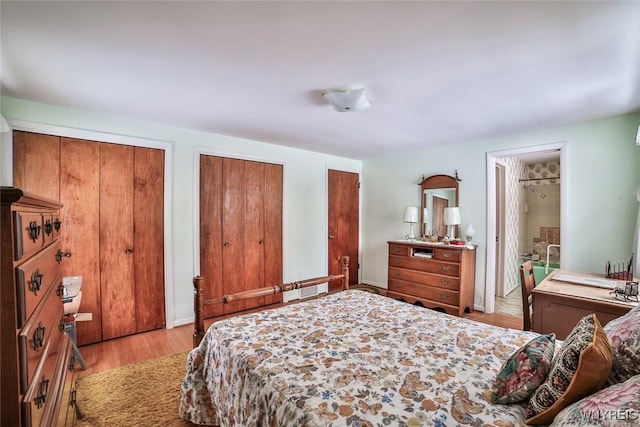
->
[75,309,522,379]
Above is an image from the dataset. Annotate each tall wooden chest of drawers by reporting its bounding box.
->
[1,187,77,426]
[387,241,476,316]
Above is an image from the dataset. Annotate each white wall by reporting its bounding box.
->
[361,113,640,310]
[0,96,362,326]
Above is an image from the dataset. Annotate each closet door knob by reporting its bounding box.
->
[125,248,134,254]
[224,242,230,247]
[258,240,264,245]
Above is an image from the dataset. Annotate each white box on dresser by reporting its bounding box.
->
[387,240,476,316]
[1,187,77,426]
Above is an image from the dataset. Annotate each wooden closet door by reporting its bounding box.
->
[244,161,266,307]
[133,147,165,332]
[13,131,60,200]
[200,155,224,318]
[263,163,283,304]
[100,143,136,340]
[59,138,102,345]
[222,158,248,314]
[199,156,283,316]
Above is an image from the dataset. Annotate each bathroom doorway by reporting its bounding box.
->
[485,143,567,316]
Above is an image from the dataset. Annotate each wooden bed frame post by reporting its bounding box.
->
[193,276,204,347]
[342,255,350,290]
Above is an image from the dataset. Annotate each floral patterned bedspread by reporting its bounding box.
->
[179,290,541,426]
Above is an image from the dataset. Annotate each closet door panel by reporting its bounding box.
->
[244,161,265,307]
[200,155,224,318]
[59,138,102,345]
[133,147,165,333]
[100,143,136,340]
[263,163,283,305]
[222,158,247,314]
[13,131,60,201]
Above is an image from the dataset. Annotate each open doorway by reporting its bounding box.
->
[485,142,567,315]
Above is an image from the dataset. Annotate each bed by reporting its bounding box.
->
[180,257,640,426]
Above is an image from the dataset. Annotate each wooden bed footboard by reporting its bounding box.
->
[193,256,350,347]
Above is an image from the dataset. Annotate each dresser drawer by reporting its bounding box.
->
[388,244,410,257]
[389,256,460,277]
[13,211,45,262]
[389,279,460,306]
[18,284,64,393]
[22,334,70,427]
[16,241,62,327]
[432,248,461,262]
[388,265,460,289]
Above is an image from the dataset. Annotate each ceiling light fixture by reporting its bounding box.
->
[322,88,370,112]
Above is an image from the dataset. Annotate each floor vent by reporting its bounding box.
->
[300,285,319,299]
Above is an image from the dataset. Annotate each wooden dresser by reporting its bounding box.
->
[387,241,476,316]
[1,187,77,426]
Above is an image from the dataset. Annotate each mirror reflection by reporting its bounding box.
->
[419,174,459,240]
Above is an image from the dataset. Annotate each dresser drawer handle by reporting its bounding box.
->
[28,221,41,242]
[29,269,44,295]
[392,248,402,254]
[440,279,449,286]
[392,271,401,277]
[43,219,53,236]
[441,265,450,271]
[442,252,452,258]
[32,322,46,351]
[440,293,450,299]
[53,218,62,232]
[35,375,50,409]
[393,259,400,265]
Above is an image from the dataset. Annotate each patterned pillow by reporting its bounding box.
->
[603,304,640,385]
[489,333,556,404]
[550,373,640,426]
[526,314,613,425]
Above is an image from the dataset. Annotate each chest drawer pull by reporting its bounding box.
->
[441,265,450,271]
[43,219,53,236]
[56,249,72,263]
[28,221,41,242]
[32,322,46,351]
[440,293,450,299]
[440,279,450,286]
[35,376,50,409]
[54,218,62,231]
[392,271,401,278]
[29,269,44,295]
[442,252,452,258]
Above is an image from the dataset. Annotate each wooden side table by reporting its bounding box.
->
[532,270,637,339]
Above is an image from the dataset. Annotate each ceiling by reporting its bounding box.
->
[2,1,640,160]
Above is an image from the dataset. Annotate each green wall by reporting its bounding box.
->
[361,112,640,309]
[0,96,362,325]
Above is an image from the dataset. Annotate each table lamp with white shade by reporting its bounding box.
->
[443,207,461,239]
[403,206,419,240]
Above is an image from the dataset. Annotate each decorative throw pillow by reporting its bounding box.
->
[550,373,640,426]
[603,304,640,385]
[489,333,556,404]
[526,314,613,425]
